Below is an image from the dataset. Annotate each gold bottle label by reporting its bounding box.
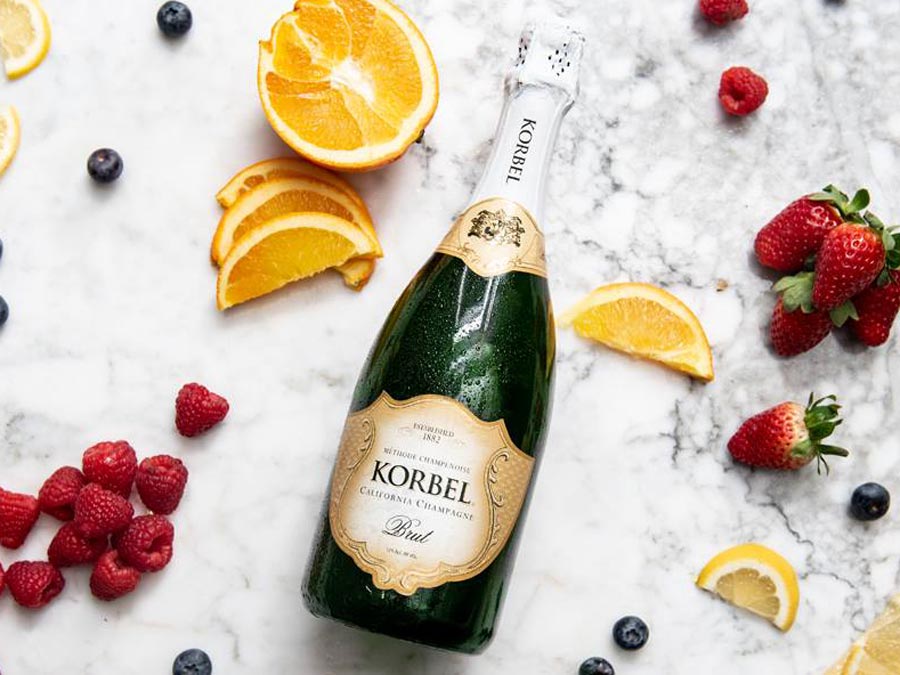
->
[435,198,547,278]
[328,392,534,596]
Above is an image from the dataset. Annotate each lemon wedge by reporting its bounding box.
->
[823,595,900,674]
[0,0,51,79]
[696,543,800,632]
[0,104,20,176]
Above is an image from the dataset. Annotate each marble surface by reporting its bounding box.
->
[2,0,900,673]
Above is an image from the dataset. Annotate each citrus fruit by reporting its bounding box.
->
[558,282,714,381]
[822,595,900,675]
[258,0,439,171]
[336,257,376,291]
[216,156,365,210]
[0,0,51,79]
[695,543,800,632]
[216,212,375,309]
[211,176,381,265]
[0,104,20,176]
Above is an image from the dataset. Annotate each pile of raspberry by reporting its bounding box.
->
[0,383,228,609]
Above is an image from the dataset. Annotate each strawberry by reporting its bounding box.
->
[0,487,40,549]
[850,271,900,347]
[812,222,886,310]
[769,297,833,357]
[728,394,848,472]
[136,455,188,515]
[82,441,138,497]
[116,514,174,573]
[175,383,229,437]
[38,466,86,521]
[73,483,134,538]
[755,186,867,273]
[5,561,65,609]
[48,522,108,567]
[90,549,142,601]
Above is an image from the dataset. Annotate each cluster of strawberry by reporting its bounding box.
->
[0,383,228,609]
[754,186,900,356]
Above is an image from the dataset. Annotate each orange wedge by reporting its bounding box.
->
[216,156,365,210]
[559,282,714,381]
[217,212,374,309]
[211,176,381,266]
[258,0,439,171]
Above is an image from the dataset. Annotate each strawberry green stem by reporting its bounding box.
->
[790,394,848,475]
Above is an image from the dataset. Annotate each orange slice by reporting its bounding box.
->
[0,104,20,176]
[559,282,714,381]
[217,212,374,309]
[211,176,381,265]
[216,156,365,210]
[258,0,439,171]
[0,0,51,79]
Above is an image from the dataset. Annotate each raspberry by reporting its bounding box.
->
[175,383,229,437]
[116,514,175,572]
[136,455,189,515]
[82,441,138,497]
[90,549,142,601]
[5,561,65,609]
[719,66,768,116]
[0,562,5,597]
[0,487,40,549]
[48,522,108,567]
[38,466,86,521]
[74,483,134,538]
[699,0,749,25]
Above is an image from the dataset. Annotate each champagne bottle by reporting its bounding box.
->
[302,23,583,654]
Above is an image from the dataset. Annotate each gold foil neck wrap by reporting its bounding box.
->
[328,392,534,595]
[435,198,547,278]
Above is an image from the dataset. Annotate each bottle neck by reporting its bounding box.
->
[468,84,571,224]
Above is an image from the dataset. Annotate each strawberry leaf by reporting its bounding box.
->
[829,301,858,327]
[847,189,871,214]
[865,211,886,230]
[886,249,900,270]
[882,228,896,252]
[774,272,815,313]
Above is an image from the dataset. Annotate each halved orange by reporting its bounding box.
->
[258,0,439,171]
[216,156,365,210]
[217,212,374,309]
[559,282,714,381]
[211,176,381,265]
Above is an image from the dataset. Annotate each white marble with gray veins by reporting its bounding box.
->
[2,0,900,672]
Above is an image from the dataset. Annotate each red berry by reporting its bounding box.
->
[770,297,833,357]
[813,223,885,310]
[719,66,768,116]
[176,383,229,437]
[136,455,189,515]
[48,522,108,567]
[116,514,174,573]
[728,395,847,471]
[38,466,87,521]
[850,273,900,347]
[90,549,142,601]
[5,561,65,609]
[82,441,138,497]
[73,483,134,538]
[699,0,748,25]
[755,197,844,273]
[0,487,40,549]
[0,562,5,597]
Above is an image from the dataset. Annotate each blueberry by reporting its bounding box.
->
[172,648,212,675]
[157,2,193,37]
[851,483,890,521]
[579,656,615,675]
[612,615,649,651]
[87,149,123,183]
[0,236,4,262]
[0,296,8,327]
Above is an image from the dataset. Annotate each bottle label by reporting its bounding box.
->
[328,392,534,596]
[435,198,547,278]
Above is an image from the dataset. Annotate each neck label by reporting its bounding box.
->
[506,118,537,183]
[436,198,547,278]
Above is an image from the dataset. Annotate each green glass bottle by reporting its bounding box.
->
[302,23,583,654]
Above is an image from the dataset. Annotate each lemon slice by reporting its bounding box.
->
[211,176,381,266]
[216,212,376,309]
[826,596,900,675]
[0,104,20,176]
[696,543,800,632]
[0,0,51,79]
[559,282,714,381]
